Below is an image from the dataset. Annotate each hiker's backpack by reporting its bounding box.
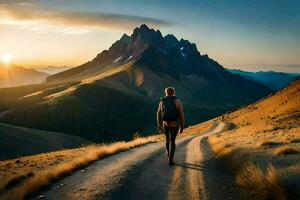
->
[161,96,178,121]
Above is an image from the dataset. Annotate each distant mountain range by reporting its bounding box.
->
[227,69,299,90]
[0,64,48,88]
[0,25,272,142]
[35,66,72,75]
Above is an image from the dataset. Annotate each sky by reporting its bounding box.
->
[0,0,299,73]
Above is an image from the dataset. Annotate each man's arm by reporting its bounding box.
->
[156,101,163,131]
[176,99,185,132]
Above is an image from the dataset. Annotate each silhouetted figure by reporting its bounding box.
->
[157,87,184,165]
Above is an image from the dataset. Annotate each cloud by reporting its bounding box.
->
[0,3,172,34]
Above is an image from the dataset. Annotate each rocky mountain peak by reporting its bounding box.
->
[164,34,179,46]
[179,38,199,56]
[131,24,164,47]
[120,33,131,44]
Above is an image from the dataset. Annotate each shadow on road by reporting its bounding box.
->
[200,137,261,200]
[96,136,194,200]
[173,162,204,171]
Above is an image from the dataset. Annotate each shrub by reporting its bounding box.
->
[275,146,299,155]
[236,163,286,200]
[259,141,283,147]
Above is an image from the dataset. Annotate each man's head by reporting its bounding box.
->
[165,87,175,96]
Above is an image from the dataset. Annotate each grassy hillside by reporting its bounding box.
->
[0,63,234,142]
[191,78,300,199]
[0,26,272,142]
[0,123,90,160]
[0,80,157,141]
[0,82,80,112]
[0,134,167,199]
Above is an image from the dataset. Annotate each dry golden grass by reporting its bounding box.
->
[205,78,300,199]
[0,128,197,200]
[259,141,283,147]
[291,138,300,143]
[236,163,286,200]
[275,146,299,155]
[0,135,164,200]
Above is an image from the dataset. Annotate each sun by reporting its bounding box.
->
[1,53,13,64]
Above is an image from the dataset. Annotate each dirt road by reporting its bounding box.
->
[33,122,257,200]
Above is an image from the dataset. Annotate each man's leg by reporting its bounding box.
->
[169,127,179,163]
[163,126,170,157]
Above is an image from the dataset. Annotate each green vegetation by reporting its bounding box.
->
[0,79,225,142]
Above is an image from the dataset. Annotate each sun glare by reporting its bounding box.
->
[1,53,13,64]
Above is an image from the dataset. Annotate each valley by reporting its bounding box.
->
[0,25,272,143]
[1,1,299,199]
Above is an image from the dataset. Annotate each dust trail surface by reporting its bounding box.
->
[33,122,258,200]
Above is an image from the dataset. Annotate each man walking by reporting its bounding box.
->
[157,87,184,165]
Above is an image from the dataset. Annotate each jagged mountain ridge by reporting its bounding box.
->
[47,24,271,103]
[48,25,228,83]
[0,25,272,141]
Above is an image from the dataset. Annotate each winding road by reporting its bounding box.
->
[33,122,258,200]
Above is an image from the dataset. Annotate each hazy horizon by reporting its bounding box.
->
[28,64,300,74]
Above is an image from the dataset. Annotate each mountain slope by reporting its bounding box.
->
[227,68,299,90]
[0,25,272,142]
[0,64,48,88]
[45,24,272,114]
[35,66,72,75]
[200,77,300,199]
[0,123,90,160]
